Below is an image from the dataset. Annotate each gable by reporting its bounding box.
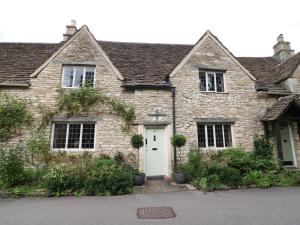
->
[31,26,124,81]
[169,31,256,81]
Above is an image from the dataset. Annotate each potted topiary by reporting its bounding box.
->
[171,134,187,184]
[131,133,145,186]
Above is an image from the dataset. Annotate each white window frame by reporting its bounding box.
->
[198,123,234,149]
[51,122,96,151]
[61,65,96,88]
[199,71,225,92]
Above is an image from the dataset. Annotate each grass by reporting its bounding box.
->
[6,185,47,197]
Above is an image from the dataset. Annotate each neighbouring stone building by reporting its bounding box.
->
[1,21,300,176]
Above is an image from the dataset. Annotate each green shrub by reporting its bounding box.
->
[43,165,84,196]
[195,175,221,191]
[131,134,144,150]
[113,151,125,164]
[171,134,187,148]
[26,132,50,164]
[218,148,252,174]
[0,146,26,187]
[253,135,274,158]
[219,167,242,187]
[243,170,271,188]
[249,156,279,173]
[181,150,207,181]
[85,158,134,196]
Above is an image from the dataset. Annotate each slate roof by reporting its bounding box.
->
[237,52,300,93]
[262,95,300,121]
[0,33,299,91]
[273,52,300,83]
[99,41,193,85]
[0,42,63,85]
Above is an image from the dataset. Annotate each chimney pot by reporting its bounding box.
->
[63,20,77,41]
[273,34,294,63]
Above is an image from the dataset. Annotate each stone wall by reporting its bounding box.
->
[170,35,277,158]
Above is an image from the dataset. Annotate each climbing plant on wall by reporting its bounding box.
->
[56,85,135,132]
[0,94,32,142]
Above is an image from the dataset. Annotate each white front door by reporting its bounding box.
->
[145,127,166,176]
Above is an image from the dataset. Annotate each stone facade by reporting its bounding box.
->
[1,27,300,176]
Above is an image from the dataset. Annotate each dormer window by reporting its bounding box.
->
[62,66,96,88]
[199,71,225,92]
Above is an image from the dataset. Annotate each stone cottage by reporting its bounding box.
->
[1,21,300,176]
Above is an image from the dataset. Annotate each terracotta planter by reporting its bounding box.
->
[134,173,145,186]
[173,172,186,184]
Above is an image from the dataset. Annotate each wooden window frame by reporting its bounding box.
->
[199,71,225,92]
[197,123,234,149]
[51,122,96,151]
[61,65,96,88]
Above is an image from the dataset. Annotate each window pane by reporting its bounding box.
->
[197,125,206,147]
[215,125,224,147]
[63,67,74,87]
[67,124,81,148]
[199,71,206,91]
[85,67,95,87]
[74,67,84,87]
[207,73,215,91]
[224,125,232,147]
[53,124,67,148]
[82,124,95,148]
[216,73,224,92]
[207,125,214,147]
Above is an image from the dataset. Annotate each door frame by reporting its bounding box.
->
[143,126,169,176]
[287,122,298,167]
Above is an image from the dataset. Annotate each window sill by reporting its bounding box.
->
[199,91,229,94]
[52,148,96,152]
[199,147,233,151]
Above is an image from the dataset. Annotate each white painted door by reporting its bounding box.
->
[145,128,166,176]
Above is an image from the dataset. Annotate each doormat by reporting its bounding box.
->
[146,175,164,180]
[137,207,176,219]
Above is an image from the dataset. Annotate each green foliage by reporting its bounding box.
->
[254,135,274,158]
[26,132,50,164]
[0,95,31,141]
[179,150,207,180]
[56,86,135,132]
[0,146,26,187]
[218,148,253,174]
[219,167,242,187]
[243,170,272,188]
[194,174,221,191]
[171,134,187,148]
[113,151,125,164]
[57,86,101,115]
[43,165,84,196]
[84,158,134,196]
[131,134,144,150]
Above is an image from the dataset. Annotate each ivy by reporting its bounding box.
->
[0,95,31,142]
[56,86,135,132]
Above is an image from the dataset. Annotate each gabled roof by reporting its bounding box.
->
[0,28,299,89]
[262,95,300,121]
[99,41,192,85]
[237,52,300,93]
[273,52,300,83]
[0,42,62,85]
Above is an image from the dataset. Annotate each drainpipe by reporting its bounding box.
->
[171,87,177,170]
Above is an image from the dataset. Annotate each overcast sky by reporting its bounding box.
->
[0,0,299,57]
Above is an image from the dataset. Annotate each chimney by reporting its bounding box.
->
[273,34,294,63]
[63,20,77,41]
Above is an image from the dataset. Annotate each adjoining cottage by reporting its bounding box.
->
[1,21,300,176]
